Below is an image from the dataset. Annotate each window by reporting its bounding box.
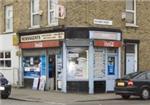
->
[0,51,11,68]
[48,0,58,26]
[135,73,146,80]
[31,0,40,27]
[5,5,13,32]
[126,0,136,26]
[67,47,88,80]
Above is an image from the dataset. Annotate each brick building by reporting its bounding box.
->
[0,0,149,94]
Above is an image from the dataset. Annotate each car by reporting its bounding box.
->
[114,71,150,100]
[0,72,11,99]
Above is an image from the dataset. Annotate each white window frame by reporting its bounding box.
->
[48,0,58,26]
[125,0,137,27]
[0,51,12,69]
[31,0,40,28]
[5,5,13,32]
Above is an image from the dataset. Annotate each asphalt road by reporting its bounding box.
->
[1,97,150,105]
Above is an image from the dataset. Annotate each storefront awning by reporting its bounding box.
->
[19,41,61,49]
[94,40,122,47]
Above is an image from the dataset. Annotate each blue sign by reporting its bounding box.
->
[108,63,115,75]
[40,55,46,76]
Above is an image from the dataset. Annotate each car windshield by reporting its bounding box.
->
[123,72,142,79]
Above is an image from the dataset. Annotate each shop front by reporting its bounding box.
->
[19,32,64,90]
[18,27,122,94]
[90,31,122,93]
[65,28,122,94]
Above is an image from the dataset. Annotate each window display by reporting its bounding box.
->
[23,55,46,78]
[94,48,105,79]
[67,48,88,80]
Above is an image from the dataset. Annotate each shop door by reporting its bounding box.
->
[48,55,56,90]
[106,55,118,92]
[126,53,135,74]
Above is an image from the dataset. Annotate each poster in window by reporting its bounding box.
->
[107,57,115,75]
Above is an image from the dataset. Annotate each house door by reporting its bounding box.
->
[126,53,135,74]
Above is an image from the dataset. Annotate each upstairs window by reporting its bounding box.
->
[31,0,40,27]
[126,0,137,26]
[48,0,58,26]
[5,5,13,32]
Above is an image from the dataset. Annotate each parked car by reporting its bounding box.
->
[0,72,11,99]
[115,71,150,100]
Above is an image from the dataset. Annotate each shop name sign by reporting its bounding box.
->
[21,32,64,42]
[90,31,121,41]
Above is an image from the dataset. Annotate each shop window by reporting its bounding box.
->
[126,0,137,27]
[23,55,46,78]
[31,0,40,27]
[5,5,13,32]
[48,0,58,26]
[0,51,11,68]
[67,47,88,80]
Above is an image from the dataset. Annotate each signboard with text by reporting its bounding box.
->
[21,32,64,42]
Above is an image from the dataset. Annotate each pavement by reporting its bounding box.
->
[9,88,120,104]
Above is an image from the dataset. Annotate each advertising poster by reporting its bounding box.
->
[40,55,46,76]
[67,49,88,80]
[107,57,115,75]
[23,56,41,78]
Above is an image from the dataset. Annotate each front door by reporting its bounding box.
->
[106,55,118,92]
[126,53,135,74]
[48,55,56,90]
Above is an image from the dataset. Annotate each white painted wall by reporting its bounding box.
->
[0,33,20,86]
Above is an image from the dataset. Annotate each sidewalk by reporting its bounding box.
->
[10,88,120,104]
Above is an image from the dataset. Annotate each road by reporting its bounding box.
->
[0,97,150,105]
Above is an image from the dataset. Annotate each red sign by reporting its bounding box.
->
[19,41,60,49]
[94,40,122,47]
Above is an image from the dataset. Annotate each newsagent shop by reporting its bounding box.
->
[18,27,122,94]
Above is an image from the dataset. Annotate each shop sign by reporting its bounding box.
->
[34,42,43,48]
[94,40,122,47]
[21,32,64,42]
[19,41,60,49]
[90,31,121,40]
[13,34,19,46]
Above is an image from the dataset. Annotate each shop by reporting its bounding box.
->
[19,31,64,90]
[18,27,122,93]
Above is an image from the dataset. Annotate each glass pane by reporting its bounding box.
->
[32,0,35,12]
[126,44,135,53]
[33,14,40,26]
[32,0,39,13]
[5,60,11,67]
[5,52,11,58]
[0,52,4,58]
[0,60,4,67]
[126,12,134,24]
[67,48,88,80]
[49,11,55,23]
[49,0,54,10]
[126,0,134,10]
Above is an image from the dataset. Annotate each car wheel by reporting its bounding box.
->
[121,95,130,99]
[1,94,9,99]
[141,88,150,100]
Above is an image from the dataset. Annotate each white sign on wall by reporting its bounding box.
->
[90,31,121,41]
[94,19,113,25]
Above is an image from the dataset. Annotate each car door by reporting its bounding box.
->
[133,73,147,90]
[146,72,150,87]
